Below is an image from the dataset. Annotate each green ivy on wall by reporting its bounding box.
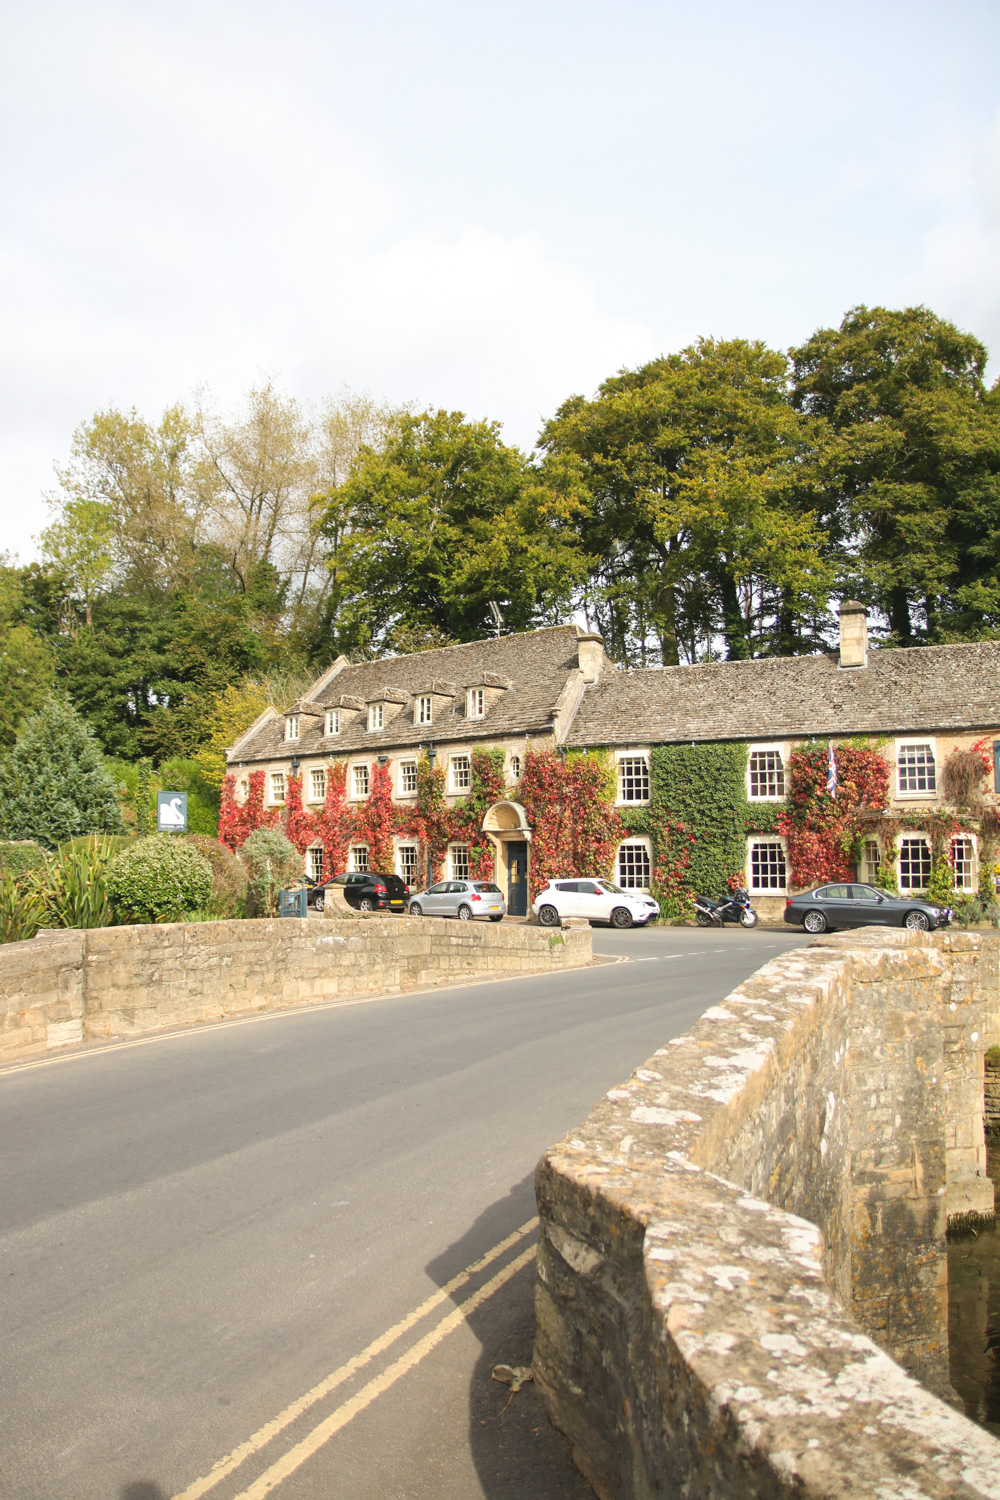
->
[650,742,762,898]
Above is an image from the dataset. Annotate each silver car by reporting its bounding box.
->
[407,880,506,922]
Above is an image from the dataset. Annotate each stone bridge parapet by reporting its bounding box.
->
[534,929,1000,1499]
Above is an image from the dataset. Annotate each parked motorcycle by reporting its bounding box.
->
[694,888,760,929]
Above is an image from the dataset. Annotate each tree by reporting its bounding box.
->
[540,340,835,664]
[790,304,1000,642]
[316,409,590,651]
[0,561,54,750]
[0,694,125,848]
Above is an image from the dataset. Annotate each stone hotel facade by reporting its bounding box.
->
[226,606,1000,914]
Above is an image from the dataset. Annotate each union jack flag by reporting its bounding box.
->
[826,742,837,799]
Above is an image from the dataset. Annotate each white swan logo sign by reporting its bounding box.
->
[156,792,188,833]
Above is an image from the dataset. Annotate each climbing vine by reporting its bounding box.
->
[519,749,624,895]
[776,743,890,888]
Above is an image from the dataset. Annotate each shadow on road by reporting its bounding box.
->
[120,1485,168,1500]
[425,1172,593,1500]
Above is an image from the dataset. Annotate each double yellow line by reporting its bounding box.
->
[173,1218,539,1499]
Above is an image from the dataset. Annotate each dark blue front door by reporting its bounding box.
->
[507,842,528,917]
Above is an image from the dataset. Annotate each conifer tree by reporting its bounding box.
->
[0,694,126,848]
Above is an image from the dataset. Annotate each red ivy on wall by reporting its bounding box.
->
[354,762,397,875]
[218,770,276,850]
[776,744,890,889]
[519,750,624,896]
[316,763,355,879]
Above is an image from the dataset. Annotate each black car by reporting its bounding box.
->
[308,872,409,913]
[783,882,953,935]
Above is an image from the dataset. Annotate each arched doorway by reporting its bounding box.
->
[482,801,532,917]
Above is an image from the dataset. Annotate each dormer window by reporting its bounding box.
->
[417,695,433,725]
[467,688,486,719]
[285,715,300,742]
[325,710,340,737]
[368,703,384,732]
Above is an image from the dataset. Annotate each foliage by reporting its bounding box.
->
[447,748,508,879]
[315,762,356,879]
[0,694,125,849]
[0,840,50,883]
[136,759,152,836]
[791,304,1000,643]
[193,672,312,793]
[108,835,213,923]
[316,409,590,653]
[649,743,750,898]
[941,748,989,812]
[648,812,697,920]
[0,562,54,750]
[352,762,397,874]
[0,874,44,944]
[239,827,303,916]
[218,770,277,850]
[874,859,901,895]
[38,837,119,928]
[183,835,248,918]
[519,750,624,895]
[159,757,219,835]
[776,743,890,888]
[926,858,957,906]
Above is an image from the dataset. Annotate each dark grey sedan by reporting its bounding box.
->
[783,882,953,935]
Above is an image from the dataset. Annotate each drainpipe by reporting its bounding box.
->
[425,743,436,888]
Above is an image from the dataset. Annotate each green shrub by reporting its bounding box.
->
[926,859,957,906]
[0,873,44,944]
[986,1044,1000,1068]
[108,835,213,923]
[158,758,220,837]
[240,828,303,916]
[184,835,247,918]
[874,860,900,896]
[0,840,50,884]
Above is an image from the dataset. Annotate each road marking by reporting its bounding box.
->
[172,1220,538,1500]
[228,1245,536,1499]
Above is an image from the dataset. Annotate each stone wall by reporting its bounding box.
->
[986,1055,1000,1137]
[0,916,592,1065]
[534,929,1000,1500]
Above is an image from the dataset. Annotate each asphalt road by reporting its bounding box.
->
[0,923,809,1500]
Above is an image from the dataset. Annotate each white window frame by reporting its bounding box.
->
[450,754,472,793]
[861,837,881,885]
[269,770,286,805]
[617,838,652,890]
[368,703,384,732]
[237,778,249,804]
[467,688,486,719]
[509,754,521,781]
[325,709,340,737]
[896,739,937,797]
[285,715,300,742]
[898,834,932,891]
[398,760,418,797]
[416,695,433,726]
[308,767,326,804]
[350,843,369,873]
[747,744,786,801]
[615,751,650,805]
[351,762,370,800]
[396,842,419,884]
[747,837,788,894]
[951,833,976,892]
[305,844,324,881]
[449,843,470,880]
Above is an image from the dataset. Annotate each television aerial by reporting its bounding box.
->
[488,601,505,637]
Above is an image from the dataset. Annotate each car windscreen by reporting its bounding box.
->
[596,880,624,895]
[474,883,501,893]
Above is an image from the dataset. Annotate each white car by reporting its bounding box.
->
[532,878,659,930]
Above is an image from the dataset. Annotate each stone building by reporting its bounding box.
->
[226,607,1000,913]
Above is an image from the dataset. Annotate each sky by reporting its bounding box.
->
[2,0,999,560]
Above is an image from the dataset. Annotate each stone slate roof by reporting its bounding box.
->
[229,625,583,765]
[565,642,1000,746]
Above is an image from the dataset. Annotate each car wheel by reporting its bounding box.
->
[358,897,375,913]
[739,909,759,928]
[458,904,473,922]
[408,902,422,917]
[313,892,325,912]
[904,909,930,930]
[489,914,503,923]
[696,911,713,928]
[802,910,827,934]
[538,904,560,927]
[611,907,633,929]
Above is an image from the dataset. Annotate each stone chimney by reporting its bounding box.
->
[838,601,868,669]
[576,629,606,683]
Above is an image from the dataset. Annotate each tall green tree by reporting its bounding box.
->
[0,562,54,750]
[540,340,834,663]
[0,694,125,848]
[314,410,590,651]
[790,304,1000,642]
